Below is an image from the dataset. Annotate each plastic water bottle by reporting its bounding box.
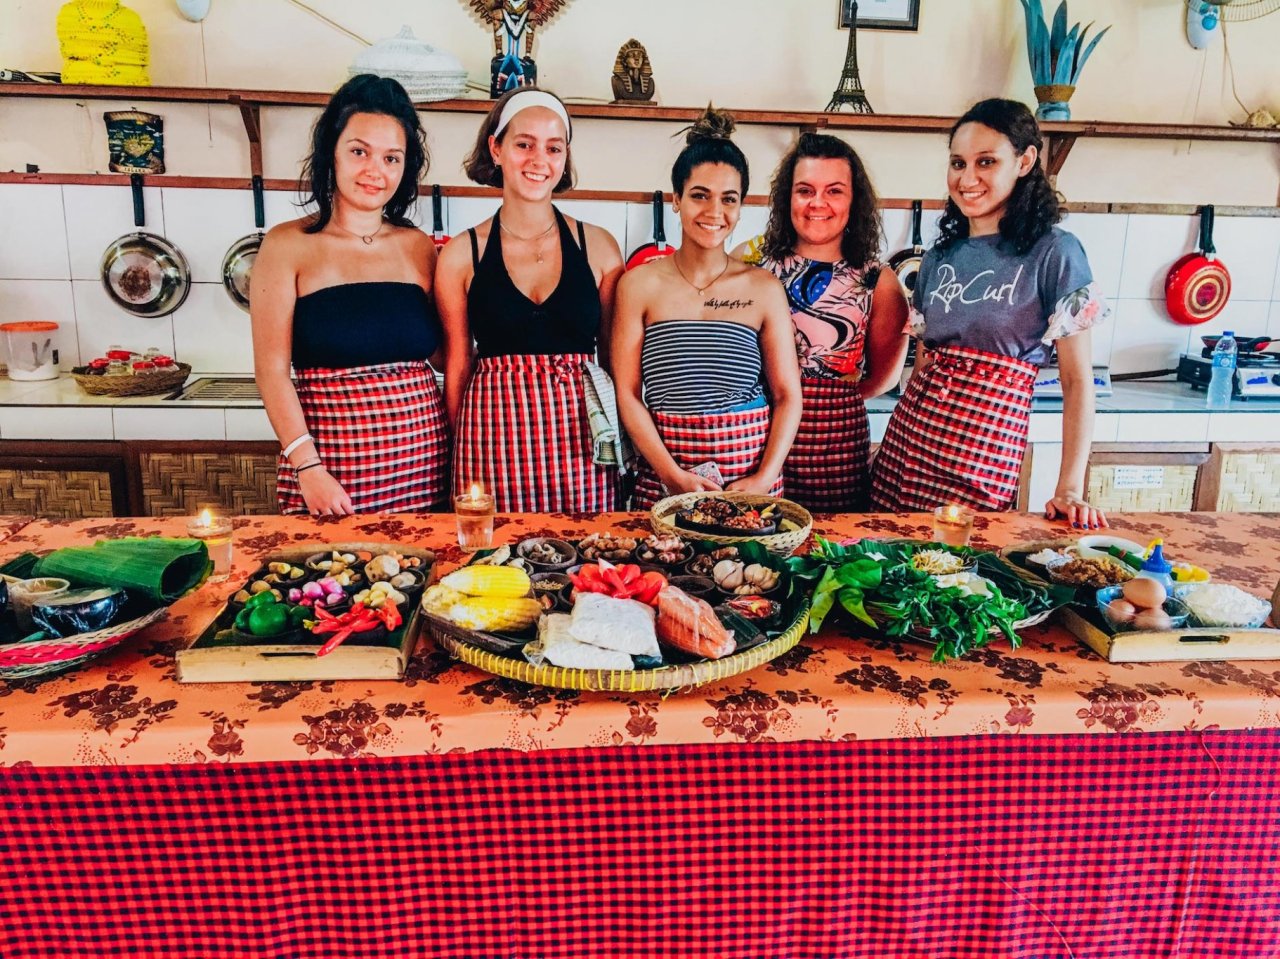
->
[1206,331,1236,409]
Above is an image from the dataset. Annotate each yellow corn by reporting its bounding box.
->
[423,584,468,614]
[440,566,531,598]
[447,597,542,632]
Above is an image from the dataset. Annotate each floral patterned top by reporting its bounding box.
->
[744,235,880,380]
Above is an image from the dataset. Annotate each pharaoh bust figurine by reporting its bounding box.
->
[610,39,655,104]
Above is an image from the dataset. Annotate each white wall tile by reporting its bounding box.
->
[71,279,176,365]
[172,283,254,373]
[445,197,501,234]
[1205,214,1280,302]
[1211,299,1271,341]
[0,184,70,280]
[1093,414,1120,443]
[0,405,113,440]
[161,187,255,284]
[624,199,679,257]
[1206,412,1280,443]
[1268,300,1280,339]
[226,407,276,440]
[1115,412,1209,442]
[880,207,942,262]
[556,199,627,253]
[1027,414,1063,443]
[0,279,79,369]
[1060,211,1127,301]
[868,413,889,443]
[63,184,167,281]
[729,204,769,252]
[264,188,306,229]
[1107,298,1191,375]
[113,407,226,440]
[1118,214,1196,300]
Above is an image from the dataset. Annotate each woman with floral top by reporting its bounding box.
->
[736,132,908,511]
[868,99,1109,526]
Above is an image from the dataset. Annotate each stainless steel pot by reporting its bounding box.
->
[221,176,266,312]
[100,174,191,317]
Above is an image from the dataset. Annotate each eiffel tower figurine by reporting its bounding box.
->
[825,0,874,114]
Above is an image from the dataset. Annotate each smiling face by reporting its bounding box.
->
[489,106,569,202]
[674,162,742,250]
[790,156,853,257]
[333,112,407,213]
[947,121,1037,235]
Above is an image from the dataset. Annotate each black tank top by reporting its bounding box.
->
[292,281,440,370]
[467,207,600,358]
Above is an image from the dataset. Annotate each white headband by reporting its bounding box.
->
[494,90,573,143]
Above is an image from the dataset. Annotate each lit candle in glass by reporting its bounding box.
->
[932,504,975,548]
[186,508,234,582]
[453,482,496,551]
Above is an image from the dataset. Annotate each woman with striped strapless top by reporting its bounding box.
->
[613,107,801,510]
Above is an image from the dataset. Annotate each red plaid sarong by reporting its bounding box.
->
[869,345,1036,512]
[452,353,617,513]
[632,404,782,509]
[276,362,447,514]
[784,377,871,512]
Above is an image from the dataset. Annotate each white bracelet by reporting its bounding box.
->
[282,432,313,459]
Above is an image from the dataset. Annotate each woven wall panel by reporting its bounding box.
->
[139,452,277,516]
[1087,464,1198,513]
[0,468,114,518]
[1214,452,1280,512]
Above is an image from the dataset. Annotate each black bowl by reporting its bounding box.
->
[31,587,127,638]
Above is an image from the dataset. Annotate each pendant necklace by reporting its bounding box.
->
[332,218,385,245]
[673,254,731,296]
[500,218,557,263]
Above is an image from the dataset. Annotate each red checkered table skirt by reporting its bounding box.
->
[3,730,1277,959]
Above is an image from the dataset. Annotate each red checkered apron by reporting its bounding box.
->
[452,353,617,513]
[276,361,447,514]
[784,377,871,512]
[869,345,1037,512]
[632,404,782,509]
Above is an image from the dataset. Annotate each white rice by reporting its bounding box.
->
[1183,584,1272,628]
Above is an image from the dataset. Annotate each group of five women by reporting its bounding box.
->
[252,75,1110,529]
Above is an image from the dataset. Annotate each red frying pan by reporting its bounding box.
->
[625,191,675,270]
[1165,204,1230,326]
[887,200,924,292]
[429,185,449,251]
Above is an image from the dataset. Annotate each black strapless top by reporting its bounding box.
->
[292,281,441,370]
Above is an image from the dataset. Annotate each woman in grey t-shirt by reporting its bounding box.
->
[869,99,1109,527]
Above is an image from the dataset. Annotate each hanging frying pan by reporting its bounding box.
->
[101,173,191,317]
[1165,204,1231,326]
[429,184,450,250]
[887,200,925,292]
[221,175,266,312]
[625,191,676,270]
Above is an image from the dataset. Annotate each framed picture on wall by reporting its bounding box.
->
[839,0,920,31]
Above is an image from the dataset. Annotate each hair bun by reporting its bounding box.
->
[685,105,736,145]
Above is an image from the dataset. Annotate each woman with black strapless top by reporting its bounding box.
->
[436,88,625,513]
[251,75,449,515]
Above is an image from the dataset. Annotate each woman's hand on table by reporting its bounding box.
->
[299,468,355,516]
[1045,491,1108,530]
[663,469,722,495]
[726,472,778,496]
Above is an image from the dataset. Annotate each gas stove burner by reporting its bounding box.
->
[1177,353,1280,398]
[1199,334,1275,361]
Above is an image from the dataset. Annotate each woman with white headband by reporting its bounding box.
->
[436,87,625,512]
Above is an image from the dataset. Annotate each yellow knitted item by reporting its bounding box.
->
[57,0,150,86]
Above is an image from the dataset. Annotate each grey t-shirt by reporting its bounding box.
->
[911,227,1094,367]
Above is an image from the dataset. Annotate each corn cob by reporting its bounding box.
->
[440,565,531,598]
[423,583,468,615]
[447,597,542,632]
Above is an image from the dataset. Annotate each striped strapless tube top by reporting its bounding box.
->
[640,320,765,415]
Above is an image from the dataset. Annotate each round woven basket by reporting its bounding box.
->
[649,492,813,555]
[0,607,168,680]
[429,600,810,693]
[72,362,191,397]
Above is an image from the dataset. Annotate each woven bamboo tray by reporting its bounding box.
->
[650,492,813,555]
[72,362,191,397]
[428,599,810,692]
[0,607,168,680]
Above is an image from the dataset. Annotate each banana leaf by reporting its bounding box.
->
[33,537,211,605]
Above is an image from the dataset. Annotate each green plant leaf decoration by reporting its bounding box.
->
[1019,0,1110,89]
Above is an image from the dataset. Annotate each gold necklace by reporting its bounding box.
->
[672,254,731,297]
[331,218,385,245]
[500,218,558,264]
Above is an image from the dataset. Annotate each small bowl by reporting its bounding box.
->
[10,577,70,630]
[668,574,717,600]
[1096,585,1190,633]
[530,572,574,611]
[1076,535,1145,565]
[633,540,695,568]
[516,537,578,571]
[386,567,427,595]
[31,587,127,638]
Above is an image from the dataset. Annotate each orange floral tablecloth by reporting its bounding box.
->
[1,510,1278,768]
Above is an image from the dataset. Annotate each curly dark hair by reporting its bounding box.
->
[935,98,1062,255]
[759,132,882,267]
[463,86,575,193]
[299,74,428,234]
[671,106,749,197]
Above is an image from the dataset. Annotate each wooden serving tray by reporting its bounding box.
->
[176,542,433,683]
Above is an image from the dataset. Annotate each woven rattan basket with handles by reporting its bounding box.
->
[428,599,810,693]
[650,492,813,555]
[72,362,191,397]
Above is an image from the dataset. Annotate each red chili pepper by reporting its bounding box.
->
[313,602,383,657]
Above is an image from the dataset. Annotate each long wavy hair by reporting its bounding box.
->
[299,74,428,234]
[759,132,882,267]
[671,106,749,197]
[935,98,1062,255]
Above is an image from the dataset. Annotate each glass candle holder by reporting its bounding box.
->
[454,484,496,551]
[187,510,234,582]
[932,504,975,548]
